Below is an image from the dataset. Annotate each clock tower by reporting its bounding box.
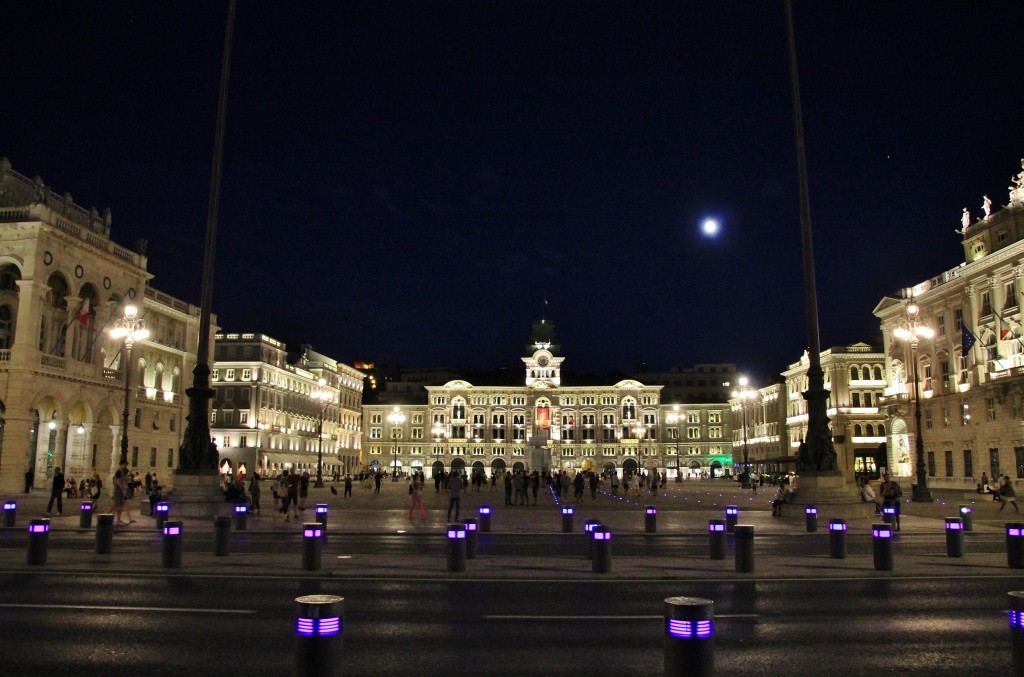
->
[522,319,564,387]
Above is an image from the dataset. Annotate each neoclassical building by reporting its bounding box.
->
[875,162,1024,489]
[0,158,208,493]
[361,320,733,479]
[781,344,888,478]
[211,335,364,478]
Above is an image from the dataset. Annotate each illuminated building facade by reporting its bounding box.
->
[875,166,1024,489]
[361,320,733,479]
[0,158,207,492]
[211,334,363,477]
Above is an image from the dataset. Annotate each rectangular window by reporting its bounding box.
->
[924,408,933,429]
[1014,394,1023,420]
[687,412,700,424]
[371,414,382,424]
[167,448,174,468]
[961,404,970,426]
[963,449,973,478]
[369,427,381,439]
[239,435,248,447]
[687,427,700,439]
[240,411,249,424]
[412,413,424,424]
[226,368,235,381]
[1007,282,1019,309]
[225,388,234,401]
[942,407,950,427]
[223,436,231,448]
[990,448,1001,478]
[987,397,997,422]
[242,368,251,380]
[709,426,722,439]
[1016,447,1024,480]
[134,408,142,428]
[170,415,176,432]
[513,428,525,441]
[211,369,220,381]
[937,314,946,336]
[602,428,615,441]
[411,428,423,440]
[941,361,950,390]
[926,451,935,476]
[149,447,157,467]
[954,308,963,331]
[132,446,139,467]
[944,450,953,477]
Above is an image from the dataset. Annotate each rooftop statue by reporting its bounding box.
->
[982,194,992,219]
[961,208,971,230]
[1009,159,1024,207]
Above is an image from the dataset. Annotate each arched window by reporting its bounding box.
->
[879,424,886,436]
[621,399,636,420]
[866,424,875,436]
[854,424,863,436]
[850,366,860,381]
[873,366,883,380]
[451,399,466,421]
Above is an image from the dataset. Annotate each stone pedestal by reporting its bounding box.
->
[795,473,875,519]
[165,473,229,519]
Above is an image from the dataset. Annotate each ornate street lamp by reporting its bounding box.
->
[666,405,681,482]
[312,380,332,488]
[893,298,935,502]
[110,304,149,466]
[388,407,406,481]
[732,377,758,487]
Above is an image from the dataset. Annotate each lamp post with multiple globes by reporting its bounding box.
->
[732,377,758,488]
[312,379,332,488]
[893,297,935,502]
[109,304,149,466]
[388,407,406,481]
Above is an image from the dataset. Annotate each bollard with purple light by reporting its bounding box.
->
[27,518,50,565]
[302,523,323,571]
[872,523,893,571]
[945,517,964,557]
[958,505,973,531]
[804,505,818,532]
[463,518,478,559]
[708,519,726,560]
[478,505,492,532]
[79,501,94,529]
[882,505,896,525]
[162,520,182,568]
[828,519,847,559]
[447,523,467,572]
[644,506,657,534]
[294,594,344,677]
[154,502,170,532]
[725,506,738,533]
[1007,523,1024,569]
[584,519,601,560]
[664,596,714,677]
[2,501,17,527]
[1009,591,1024,675]
[592,527,612,573]
[233,503,248,531]
[561,506,574,533]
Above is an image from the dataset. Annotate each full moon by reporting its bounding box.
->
[701,218,719,236]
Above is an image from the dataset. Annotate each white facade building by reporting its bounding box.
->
[0,158,207,492]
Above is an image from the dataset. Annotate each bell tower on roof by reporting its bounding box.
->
[523,319,564,387]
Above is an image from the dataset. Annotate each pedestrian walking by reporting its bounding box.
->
[374,472,383,494]
[45,467,64,516]
[999,475,1020,511]
[504,472,513,506]
[447,471,463,522]
[879,472,902,530]
[530,470,540,505]
[408,477,427,521]
[610,472,619,495]
[589,473,599,501]
[248,473,262,515]
[344,474,353,498]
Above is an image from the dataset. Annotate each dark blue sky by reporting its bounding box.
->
[6,1,1024,384]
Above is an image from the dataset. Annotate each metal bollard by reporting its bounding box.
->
[828,519,847,559]
[2,501,17,527]
[95,514,114,554]
[1008,523,1024,569]
[882,505,896,524]
[592,527,612,573]
[725,506,738,533]
[154,502,170,531]
[734,525,754,573]
[872,523,893,571]
[958,505,973,531]
[463,518,478,559]
[27,518,50,566]
[302,523,323,571]
[294,594,344,677]
[645,506,657,534]
[708,519,727,560]
[446,523,467,572]
[945,517,965,557]
[584,519,601,560]
[478,505,492,532]
[79,501,94,529]
[561,506,574,533]
[1008,591,1024,676]
[233,503,248,531]
[214,515,231,556]
[162,520,183,568]
[664,596,714,677]
[805,505,818,532]
[316,503,328,529]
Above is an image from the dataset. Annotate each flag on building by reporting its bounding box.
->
[75,298,90,325]
[962,324,978,354]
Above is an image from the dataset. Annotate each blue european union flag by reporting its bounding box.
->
[962,325,978,354]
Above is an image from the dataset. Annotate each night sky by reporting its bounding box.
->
[6,2,1024,385]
